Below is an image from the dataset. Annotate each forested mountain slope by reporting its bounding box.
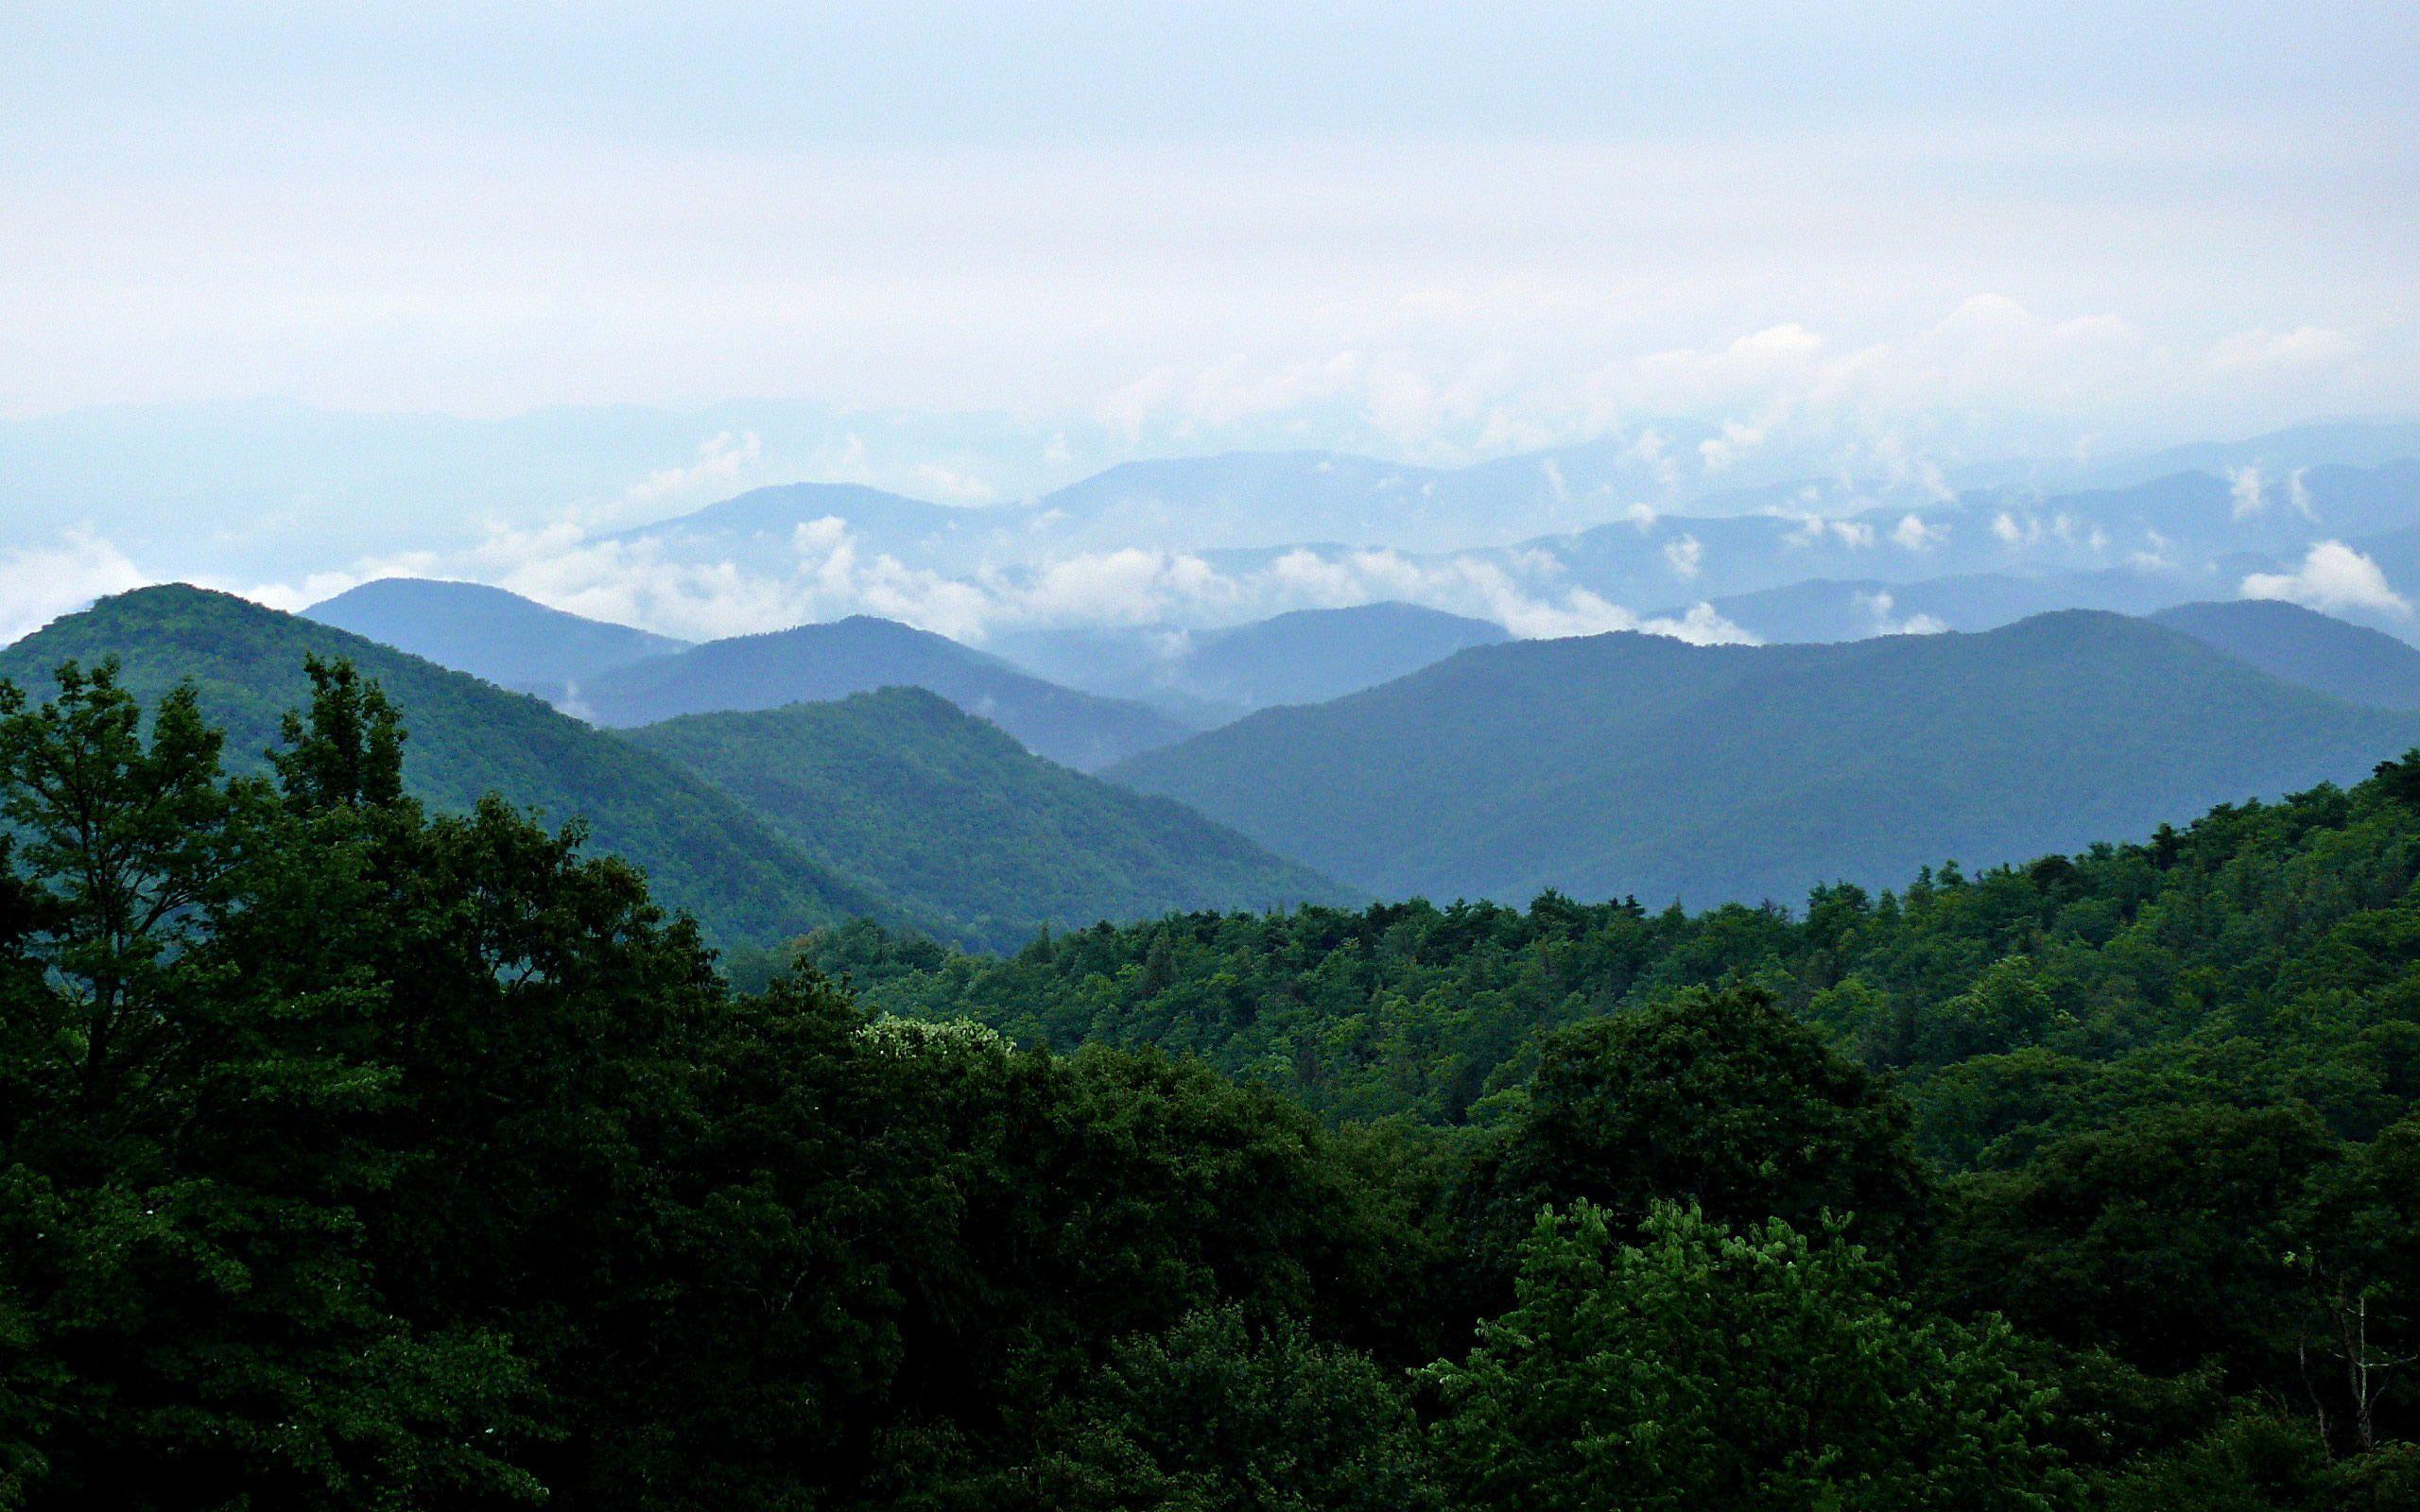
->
[2154,598,2420,710]
[625,688,1347,951]
[579,614,1189,769]
[305,576,688,699]
[0,584,887,943]
[1109,610,2420,906]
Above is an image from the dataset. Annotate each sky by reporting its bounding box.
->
[2,2,2417,635]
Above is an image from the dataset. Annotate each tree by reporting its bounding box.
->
[1011,1307,1434,1512]
[1425,1201,2077,1512]
[1477,987,1935,1268]
[0,660,543,1509]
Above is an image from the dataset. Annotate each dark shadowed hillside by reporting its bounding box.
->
[1109,610,2420,906]
[625,687,1347,950]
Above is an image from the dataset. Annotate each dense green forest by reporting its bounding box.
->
[1108,610,2420,905]
[626,687,1344,953]
[4,653,2417,1508]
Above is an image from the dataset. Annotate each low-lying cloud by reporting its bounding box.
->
[2240,541,2411,617]
[0,529,148,644]
[264,509,1760,651]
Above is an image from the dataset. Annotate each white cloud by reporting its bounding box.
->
[2228,464,2266,518]
[625,431,763,507]
[1619,501,1660,531]
[2286,467,2316,521]
[1783,513,1878,550]
[1892,513,1947,552]
[1853,589,1948,636]
[1663,533,1704,579]
[1697,418,1771,472]
[2241,541,2411,617]
[0,529,149,644]
[909,463,997,504]
[2127,527,2176,572]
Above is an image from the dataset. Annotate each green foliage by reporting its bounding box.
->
[1479,987,1935,1261]
[1425,1201,2078,1512]
[1008,1307,1434,1512]
[625,687,1345,953]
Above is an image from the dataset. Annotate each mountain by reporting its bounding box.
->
[602,481,1013,575]
[1167,603,1511,709]
[993,602,1512,718]
[2152,599,2420,710]
[1108,610,2420,907]
[305,577,687,699]
[577,615,1190,769]
[0,585,889,944]
[623,688,1347,951]
[1656,570,2195,644]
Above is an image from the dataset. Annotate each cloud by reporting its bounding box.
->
[624,430,763,507]
[2228,464,2266,518]
[1663,534,1704,579]
[0,529,149,644]
[1892,513,1947,552]
[2286,468,2316,521]
[909,463,996,503]
[1854,589,1948,636]
[1697,418,1770,472]
[2240,541,2411,617]
[1784,514,1877,550]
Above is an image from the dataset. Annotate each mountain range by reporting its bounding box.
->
[992,601,1512,718]
[574,614,1190,769]
[1107,610,2420,907]
[0,585,1340,950]
[626,688,1345,951]
[1,585,883,944]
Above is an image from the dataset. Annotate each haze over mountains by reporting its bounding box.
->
[5,414,2417,956]
[405,421,2419,661]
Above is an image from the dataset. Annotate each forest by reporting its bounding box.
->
[3,656,2417,1509]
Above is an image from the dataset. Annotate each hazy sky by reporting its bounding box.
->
[6,2,2416,455]
[3,3,2418,644]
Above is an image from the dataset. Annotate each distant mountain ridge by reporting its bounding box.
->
[625,688,1348,951]
[994,601,1511,717]
[578,614,1192,769]
[306,577,688,699]
[2152,599,2420,711]
[1108,610,2420,908]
